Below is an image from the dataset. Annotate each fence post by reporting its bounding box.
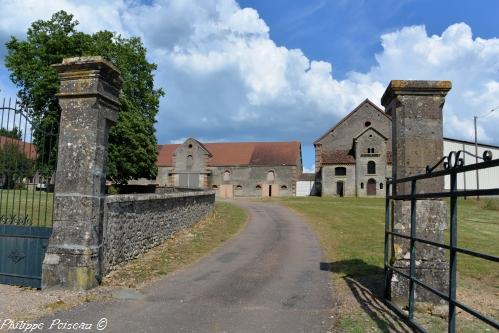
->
[41,57,122,290]
[381,80,451,304]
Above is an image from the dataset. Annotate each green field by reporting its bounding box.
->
[281,196,498,333]
[0,189,53,226]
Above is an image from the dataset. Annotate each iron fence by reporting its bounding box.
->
[384,149,499,333]
[0,98,58,227]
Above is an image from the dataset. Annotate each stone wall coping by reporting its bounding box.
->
[381,80,452,106]
[105,190,215,203]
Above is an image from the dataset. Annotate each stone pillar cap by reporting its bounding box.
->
[381,80,451,106]
[52,56,123,85]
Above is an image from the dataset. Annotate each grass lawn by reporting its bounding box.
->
[0,188,53,226]
[104,201,248,288]
[280,196,498,333]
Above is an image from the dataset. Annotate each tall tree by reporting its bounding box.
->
[0,142,34,189]
[5,11,163,184]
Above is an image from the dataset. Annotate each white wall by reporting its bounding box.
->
[443,139,499,190]
[296,181,314,196]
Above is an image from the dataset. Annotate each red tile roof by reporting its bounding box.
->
[321,150,356,165]
[298,173,315,181]
[0,136,37,159]
[157,141,301,167]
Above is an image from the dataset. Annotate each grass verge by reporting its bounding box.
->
[280,196,498,333]
[104,201,248,288]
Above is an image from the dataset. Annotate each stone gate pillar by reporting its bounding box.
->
[381,80,451,304]
[42,57,122,290]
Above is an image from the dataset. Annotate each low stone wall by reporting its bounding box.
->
[101,190,215,275]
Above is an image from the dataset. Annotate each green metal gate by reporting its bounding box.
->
[384,149,499,332]
[0,98,58,288]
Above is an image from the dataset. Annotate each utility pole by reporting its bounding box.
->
[474,115,479,200]
[474,106,498,200]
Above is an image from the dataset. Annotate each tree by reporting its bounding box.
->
[0,142,34,189]
[0,127,22,140]
[5,11,163,184]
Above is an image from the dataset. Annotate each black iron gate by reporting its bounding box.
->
[0,99,58,288]
[383,149,499,332]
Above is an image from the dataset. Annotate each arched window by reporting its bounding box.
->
[223,170,231,181]
[267,170,275,182]
[335,167,346,176]
[360,182,364,189]
[236,185,242,190]
[380,182,383,190]
[281,185,288,190]
[367,161,376,174]
[371,148,375,153]
[186,155,193,170]
[212,185,218,189]
[256,185,262,189]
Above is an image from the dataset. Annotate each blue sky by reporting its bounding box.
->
[239,0,499,79]
[0,0,498,172]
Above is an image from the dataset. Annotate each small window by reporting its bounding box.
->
[335,167,346,176]
[367,161,376,174]
[360,182,364,189]
[365,121,371,127]
[212,185,218,189]
[236,185,242,190]
[256,185,262,189]
[371,148,375,153]
[267,170,275,182]
[186,155,193,169]
[281,185,288,190]
[380,183,383,190]
[188,144,193,148]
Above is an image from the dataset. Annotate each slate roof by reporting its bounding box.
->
[157,141,301,167]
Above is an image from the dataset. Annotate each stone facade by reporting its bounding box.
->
[102,191,214,274]
[315,99,392,197]
[152,138,301,198]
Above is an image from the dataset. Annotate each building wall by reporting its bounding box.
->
[317,102,392,152]
[102,191,215,275]
[208,165,296,197]
[321,165,356,196]
[443,139,499,190]
[355,128,388,197]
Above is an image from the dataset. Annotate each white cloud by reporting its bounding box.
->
[0,0,497,152]
[303,164,315,174]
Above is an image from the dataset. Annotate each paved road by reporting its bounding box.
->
[40,202,333,332]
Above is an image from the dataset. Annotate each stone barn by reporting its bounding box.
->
[314,98,499,197]
[155,138,302,198]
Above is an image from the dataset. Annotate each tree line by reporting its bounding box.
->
[4,11,163,185]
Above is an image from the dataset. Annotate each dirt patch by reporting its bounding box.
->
[0,284,111,322]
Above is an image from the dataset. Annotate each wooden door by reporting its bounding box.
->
[367,179,376,196]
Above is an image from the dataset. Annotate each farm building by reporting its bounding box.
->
[314,99,499,196]
[154,138,302,198]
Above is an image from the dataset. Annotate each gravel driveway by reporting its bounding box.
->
[27,201,334,332]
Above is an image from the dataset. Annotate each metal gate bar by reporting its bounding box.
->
[383,151,499,333]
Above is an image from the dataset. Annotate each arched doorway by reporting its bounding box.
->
[336,181,344,197]
[367,178,376,196]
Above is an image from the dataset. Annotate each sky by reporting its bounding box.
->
[0,0,498,173]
